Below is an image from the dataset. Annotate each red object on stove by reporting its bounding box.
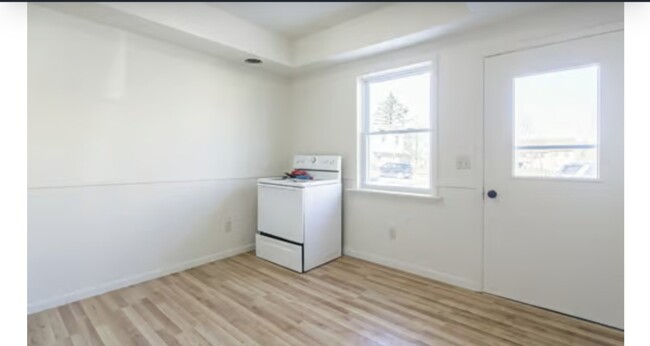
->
[291,169,308,176]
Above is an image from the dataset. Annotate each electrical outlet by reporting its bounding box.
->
[389,227,397,240]
[224,217,233,233]
[456,156,472,170]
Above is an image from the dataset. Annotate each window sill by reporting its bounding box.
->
[346,188,442,201]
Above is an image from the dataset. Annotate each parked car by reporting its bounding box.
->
[379,162,413,179]
[557,162,597,178]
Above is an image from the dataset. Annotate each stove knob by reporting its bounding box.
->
[311,157,317,163]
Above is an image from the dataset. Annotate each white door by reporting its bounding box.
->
[484,31,623,328]
[257,185,304,243]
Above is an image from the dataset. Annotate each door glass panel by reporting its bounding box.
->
[513,65,599,179]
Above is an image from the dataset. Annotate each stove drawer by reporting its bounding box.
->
[255,234,303,273]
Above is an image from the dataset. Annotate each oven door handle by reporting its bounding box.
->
[258,184,301,191]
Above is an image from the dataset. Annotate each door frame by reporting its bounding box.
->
[479,22,624,292]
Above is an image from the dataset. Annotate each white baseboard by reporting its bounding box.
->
[344,248,481,291]
[28,244,254,314]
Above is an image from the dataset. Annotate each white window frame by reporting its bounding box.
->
[357,61,437,196]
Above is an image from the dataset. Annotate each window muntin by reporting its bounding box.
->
[513,65,599,180]
[360,64,434,193]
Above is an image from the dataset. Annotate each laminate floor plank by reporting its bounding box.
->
[28,252,623,346]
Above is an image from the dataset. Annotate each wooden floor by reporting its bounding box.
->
[28,252,623,346]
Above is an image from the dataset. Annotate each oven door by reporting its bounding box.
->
[257,184,304,243]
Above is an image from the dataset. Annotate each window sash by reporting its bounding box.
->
[362,131,433,193]
[364,128,431,136]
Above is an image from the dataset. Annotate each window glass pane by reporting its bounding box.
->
[367,133,430,189]
[368,72,430,132]
[513,65,599,179]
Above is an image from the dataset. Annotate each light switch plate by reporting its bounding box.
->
[456,156,472,170]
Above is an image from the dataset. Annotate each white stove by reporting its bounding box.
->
[255,155,342,272]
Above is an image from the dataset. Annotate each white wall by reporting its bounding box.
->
[289,3,623,290]
[27,5,290,313]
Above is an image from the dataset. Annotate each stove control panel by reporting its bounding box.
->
[293,155,341,172]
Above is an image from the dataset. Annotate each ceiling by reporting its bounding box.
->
[207,2,390,38]
[37,2,566,75]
